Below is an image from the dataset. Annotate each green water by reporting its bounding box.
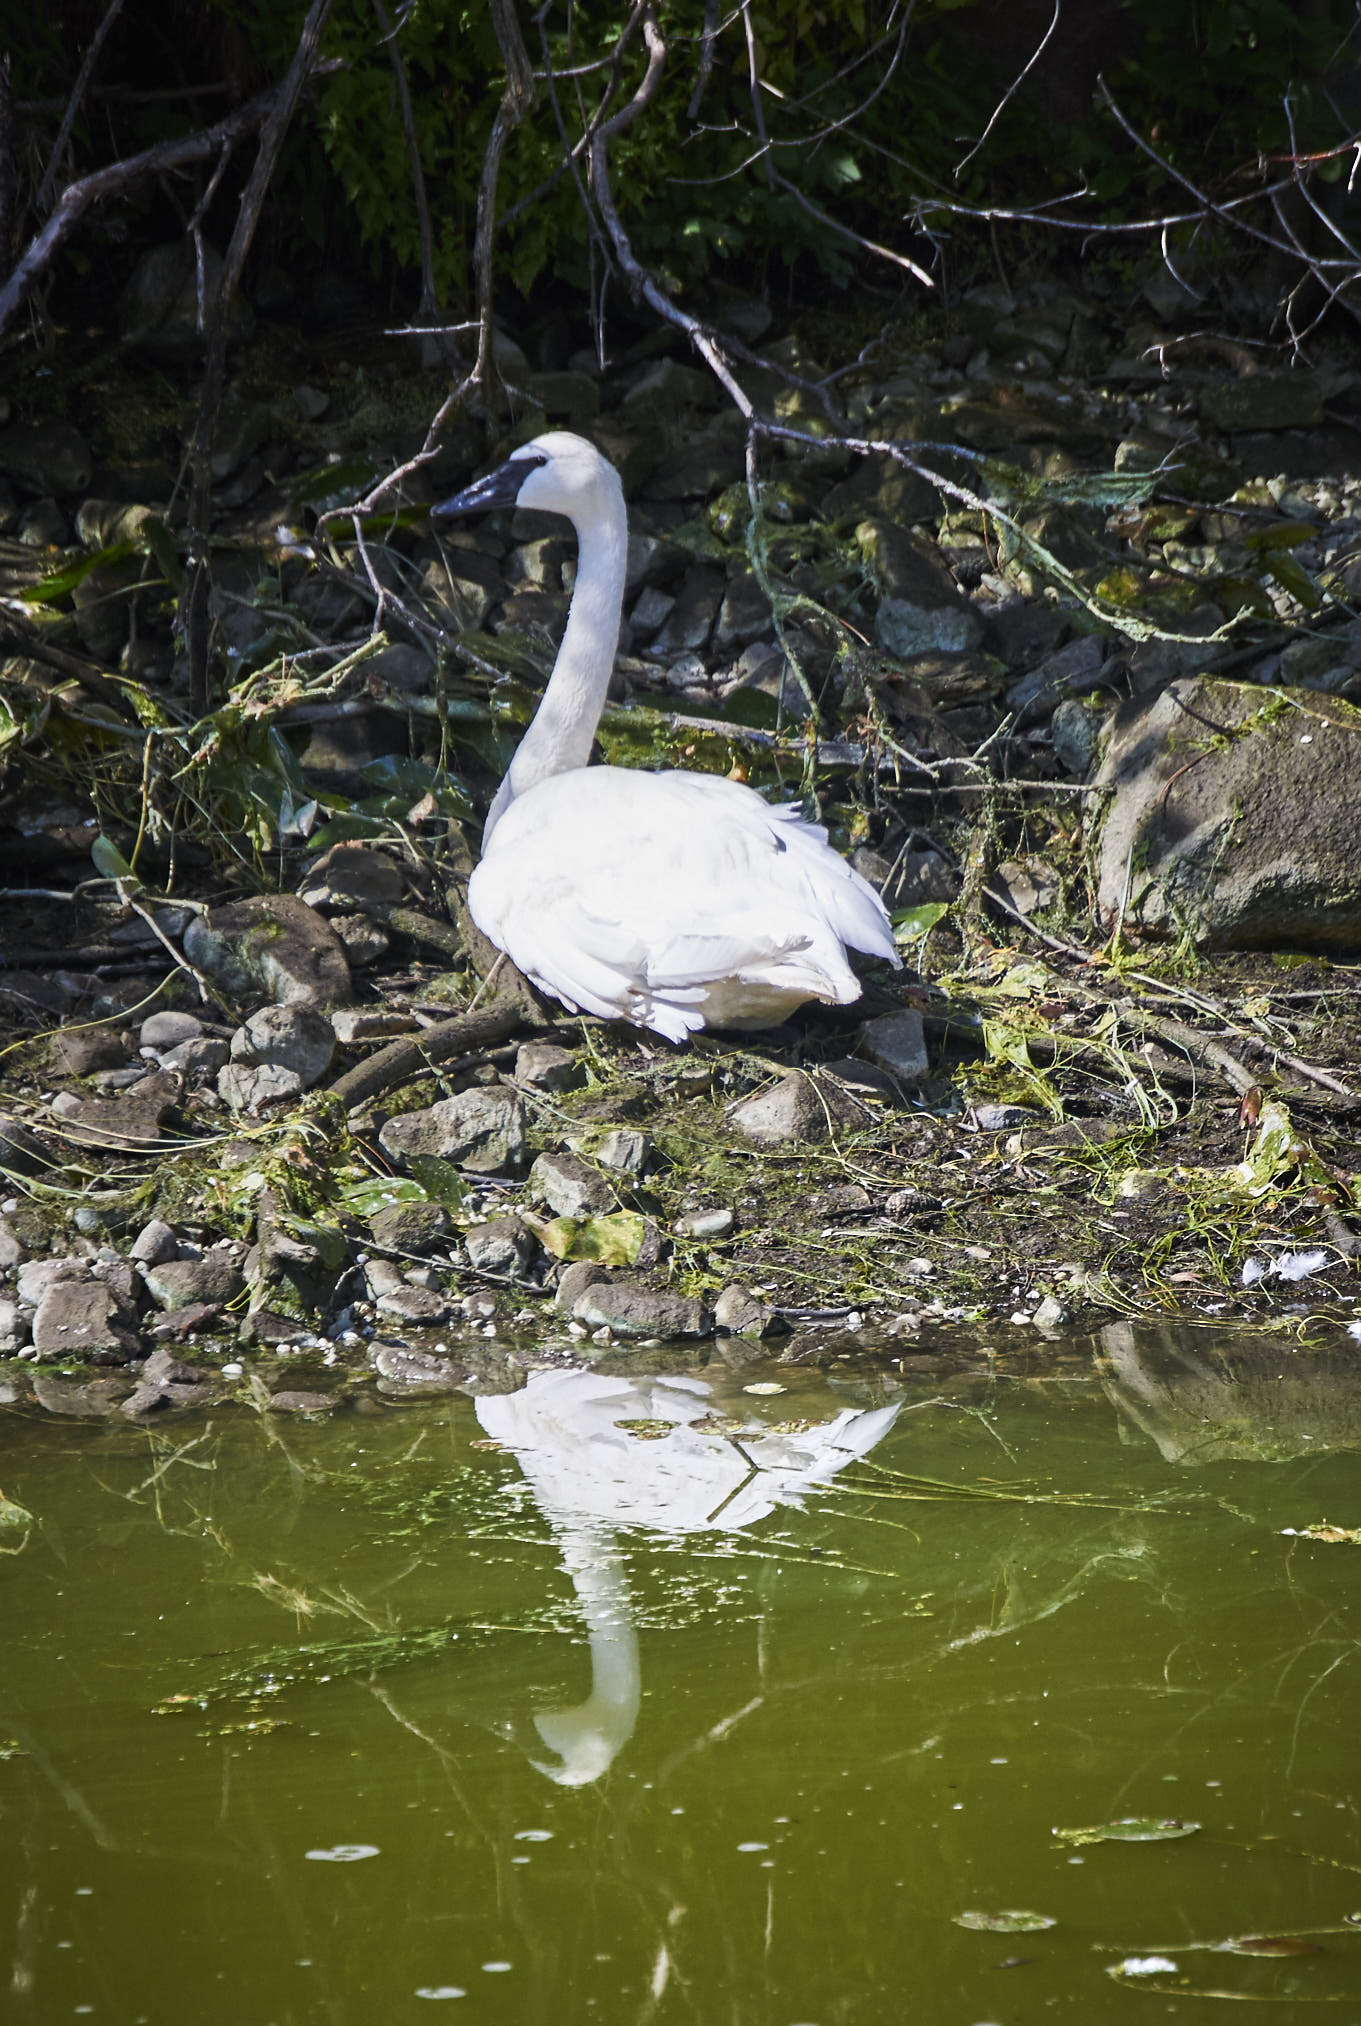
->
[2,1324,1359,2025]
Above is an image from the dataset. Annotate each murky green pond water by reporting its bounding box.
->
[2,1325,1359,2024]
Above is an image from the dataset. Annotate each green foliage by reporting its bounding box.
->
[10,0,1355,302]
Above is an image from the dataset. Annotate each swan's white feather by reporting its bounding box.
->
[437,431,902,1041]
[469,765,896,1038]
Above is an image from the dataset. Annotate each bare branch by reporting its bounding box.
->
[33,0,126,219]
[182,0,336,712]
[954,0,1061,178]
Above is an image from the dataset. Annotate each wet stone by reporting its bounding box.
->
[553,1260,607,1313]
[32,1280,142,1363]
[267,1391,336,1415]
[572,1279,711,1340]
[141,1253,245,1311]
[31,1371,136,1417]
[369,1340,470,1390]
[714,1283,773,1336]
[464,1215,539,1279]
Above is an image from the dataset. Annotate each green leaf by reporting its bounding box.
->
[90,834,137,882]
[0,1491,33,1555]
[891,901,950,945]
[539,1212,645,1266]
[953,1909,1056,1933]
[339,1176,428,1218]
[406,1155,469,1211]
[1053,1816,1201,1846]
[18,539,137,607]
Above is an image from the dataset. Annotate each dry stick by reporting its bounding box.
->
[32,0,127,220]
[0,616,130,711]
[0,56,14,270]
[182,0,334,714]
[329,997,531,1111]
[0,78,311,339]
[371,0,441,332]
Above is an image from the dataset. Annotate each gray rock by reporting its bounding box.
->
[380,1088,527,1175]
[625,530,688,591]
[530,1151,612,1218]
[621,357,715,416]
[567,1126,651,1175]
[463,1215,539,1279]
[859,1008,929,1082]
[0,1222,27,1272]
[129,1218,179,1266]
[48,1071,179,1150]
[649,565,724,658]
[1094,678,1361,948]
[1051,695,1107,776]
[140,1010,205,1050]
[0,1297,28,1352]
[507,534,574,589]
[572,1278,711,1339]
[298,841,404,911]
[713,571,774,652]
[218,1062,305,1113]
[251,1195,348,1319]
[973,1104,1042,1130]
[727,1073,862,1146]
[553,1260,608,1312]
[674,1206,735,1240]
[51,1029,130,1077]
[32,1280,141,1362]
[369,1340,469,1389]
[421,547,504,630]
[1198,375,1324,434]
[514,1040,583,1092]
[0,1115,51,1175]
[120,1346,216,1416]
[992,857,1060,917]
[324,918,386,968]
[822,453,938,528]
[1005,632,1107,723]
[229,1004,335,1087]
[266,1390,336,1415]
[860,520,984,658]
[184,895,352,1009]
[369,1200,452,1253]
[118,239,254,356]
[141,1253,245,1311]
[0,421,93,495]
[17,1256,87,1306]
[158,1036,230,1078]
[630,584,675,637]
[524,370,601,424]
[372,1276,456,1325]
[713,1283,773,1336]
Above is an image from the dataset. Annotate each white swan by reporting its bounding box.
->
[435,431,901,1043]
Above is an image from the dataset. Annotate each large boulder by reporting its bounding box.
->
[1093,678,1361,949]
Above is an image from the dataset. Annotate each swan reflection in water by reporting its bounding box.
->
[474,1369,899,1786]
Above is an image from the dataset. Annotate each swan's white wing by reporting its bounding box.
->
[469,766,899,1038]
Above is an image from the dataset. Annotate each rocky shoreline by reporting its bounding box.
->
[3,259,1361,1419]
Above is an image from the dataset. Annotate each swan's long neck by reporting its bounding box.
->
[486,472,627,838]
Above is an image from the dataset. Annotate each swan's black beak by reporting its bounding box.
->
[432,452,547,519]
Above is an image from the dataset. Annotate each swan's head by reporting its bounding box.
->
[433,431,622,528]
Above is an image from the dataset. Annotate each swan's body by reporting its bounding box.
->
[436,431,899,1043]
